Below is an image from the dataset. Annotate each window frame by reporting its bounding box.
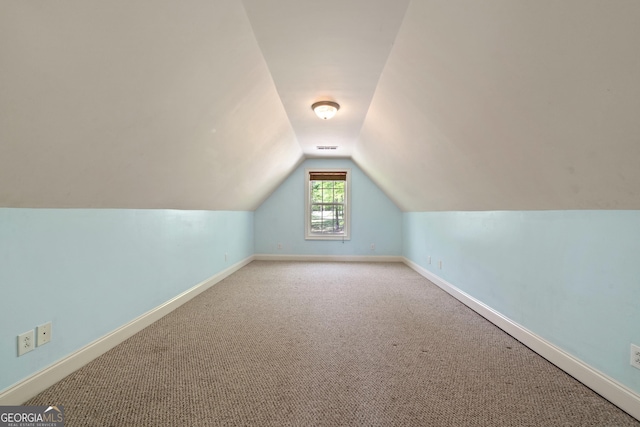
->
[304,168,351,241]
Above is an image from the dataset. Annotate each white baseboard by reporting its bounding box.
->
[254,254,403,262]
[403,257,640,421]
[0,255,255,406]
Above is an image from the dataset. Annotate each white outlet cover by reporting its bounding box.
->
[631,344,640,370]
[18,330,35,356]
[37,322,52,347]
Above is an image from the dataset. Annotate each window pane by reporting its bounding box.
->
[310,204,323,232]
[334,181,344,202]
[322,181,333,203]
[311,182,323,203]
[309,203,345,234]
[310,180,345,204]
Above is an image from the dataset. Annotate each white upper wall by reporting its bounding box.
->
[355,0,640,211]
[0,0,301,210]
[1,0,639,211]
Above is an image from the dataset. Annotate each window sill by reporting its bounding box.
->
[305,234,351,241]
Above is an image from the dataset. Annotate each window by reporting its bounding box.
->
[305,168,351,240]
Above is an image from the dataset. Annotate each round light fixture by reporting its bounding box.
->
[312,101,340,120]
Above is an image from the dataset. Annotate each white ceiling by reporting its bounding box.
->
[1,1,640,211]
[242,0,409,157]
[355,0,640,211]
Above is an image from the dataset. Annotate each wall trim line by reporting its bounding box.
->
[254,254,403,262]
[0,255,255,406]
[402,257,640,421]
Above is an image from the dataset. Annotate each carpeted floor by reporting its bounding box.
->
[26,261,639,426]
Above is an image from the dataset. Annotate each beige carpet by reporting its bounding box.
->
[26,261,639,426]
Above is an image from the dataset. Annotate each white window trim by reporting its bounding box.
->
[305,168,351,241]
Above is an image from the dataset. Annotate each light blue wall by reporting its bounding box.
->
[5,192,637,402]
[255,159,402,256]
[403,210,640,394]
[0,208,254,393]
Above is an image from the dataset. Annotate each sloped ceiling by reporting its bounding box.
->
[0,0,301,210]
[242,0,409,158]
[356,0,640,211]
[1,1,640,211]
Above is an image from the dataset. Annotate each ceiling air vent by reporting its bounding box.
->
[316,146,338,150]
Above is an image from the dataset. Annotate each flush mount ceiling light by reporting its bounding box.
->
[312,101,340,120]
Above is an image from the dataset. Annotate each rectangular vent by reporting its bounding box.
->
[316,146,338,150]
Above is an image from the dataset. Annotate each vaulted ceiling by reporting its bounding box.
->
[1,1,639,211]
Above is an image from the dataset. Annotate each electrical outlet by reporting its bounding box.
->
[438,260,443,270]
[277,243,282,250]
[37,322,52,347]
[631,344,640,370]
[18,330,35,356]
[224,253,228,262]
[427,256,431,264]
[370,243,375,251]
